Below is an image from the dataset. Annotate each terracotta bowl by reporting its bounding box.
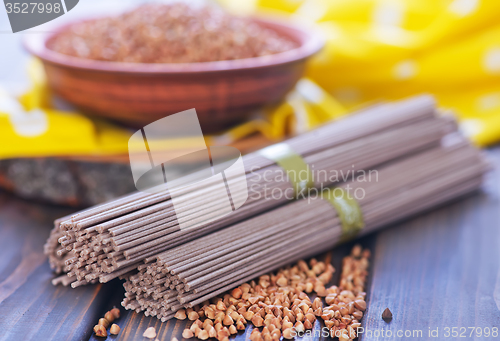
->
[25,17,323,132]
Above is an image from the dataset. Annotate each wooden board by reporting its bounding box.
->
[0,194,123,341]
[0,134,272,207]
[1,149,500,341]
[361,148,500,340]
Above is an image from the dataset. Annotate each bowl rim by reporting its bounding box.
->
[24,16,324,75]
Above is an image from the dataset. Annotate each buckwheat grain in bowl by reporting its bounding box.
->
[47,2,298,63]
[26,1,322,130]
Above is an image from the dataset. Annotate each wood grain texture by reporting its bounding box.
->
[361,148,500,341]
[0,193,124,341]
[1,149,499,341]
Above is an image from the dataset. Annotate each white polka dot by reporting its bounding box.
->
[286,92,309,133]
[319,22,341,40]
[0,91,48,137]
[372,26,405,44]
[460,119,484,138]
[373,2,404,27]
[477,93,500,111]
[0,97,22,113]
[8,108,48,137]
[483,47,500,73]
[293,0,328,22]
[449,0,479,16]
[393,60,417,80]
[296,79,324,104]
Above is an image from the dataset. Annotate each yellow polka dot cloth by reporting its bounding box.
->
[0,59,346,159]
[253,0,500,147]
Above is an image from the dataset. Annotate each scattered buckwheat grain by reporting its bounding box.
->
[175,245,370,341]
[93,324,107,337]
[110,323,121,335]
[143,326,157,339]
[382,307,393,321]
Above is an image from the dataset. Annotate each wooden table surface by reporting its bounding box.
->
[0,148,499,341]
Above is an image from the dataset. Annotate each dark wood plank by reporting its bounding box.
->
[361,148,500,340]
[0,193,124,341]
[2,146,499,341]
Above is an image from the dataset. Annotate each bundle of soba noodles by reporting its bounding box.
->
[45,95,463,288]
[120,130,488,321]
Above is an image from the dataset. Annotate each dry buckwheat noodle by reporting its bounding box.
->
[120,132,487,321]
[45,95,479,296]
